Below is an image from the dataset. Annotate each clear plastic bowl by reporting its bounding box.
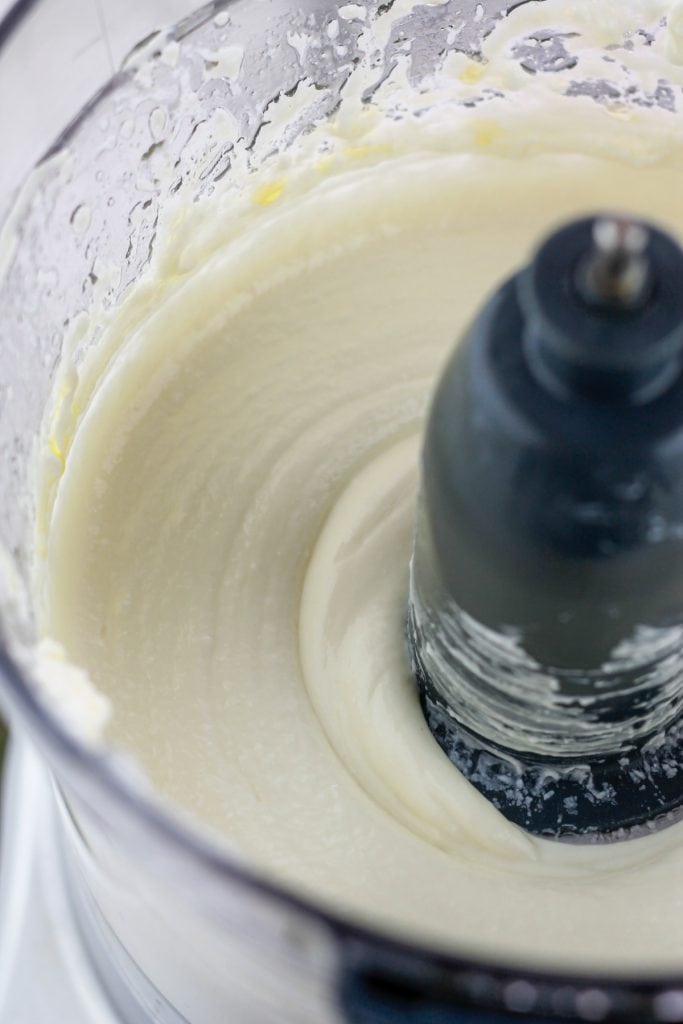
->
[1,2,683,1021]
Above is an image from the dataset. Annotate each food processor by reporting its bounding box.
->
[3,1,683,1022]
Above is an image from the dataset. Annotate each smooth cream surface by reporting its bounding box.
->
[34,0,683,974]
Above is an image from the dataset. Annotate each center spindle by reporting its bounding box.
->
[407,214,683,840]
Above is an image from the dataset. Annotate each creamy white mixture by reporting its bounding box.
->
[31,0,683,973]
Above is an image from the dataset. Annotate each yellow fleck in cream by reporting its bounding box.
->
[48,436,65,467]
[252,180,286,206]
[316,155,335,174]
[473,121,503,148]
[460,61,484,85]
[344,143,392,160]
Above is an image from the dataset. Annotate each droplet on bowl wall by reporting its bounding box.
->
[149,107,168,142]
[70,205,92,235]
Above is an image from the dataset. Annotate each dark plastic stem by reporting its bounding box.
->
[409,214,683,839]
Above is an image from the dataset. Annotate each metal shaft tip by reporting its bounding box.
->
[578,216,651,311]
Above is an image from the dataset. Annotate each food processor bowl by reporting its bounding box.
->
[2,1,683,1021]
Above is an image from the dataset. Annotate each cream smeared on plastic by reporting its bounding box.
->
[29,0,683,970]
